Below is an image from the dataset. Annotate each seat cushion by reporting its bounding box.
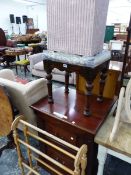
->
[16,59,30,65]
[34,61,66,75]
[52,68,66,75]
[34,61,44,70]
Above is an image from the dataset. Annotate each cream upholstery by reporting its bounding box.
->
[0,69,48,126]
[29,52,76,84]
[0,69,16,81]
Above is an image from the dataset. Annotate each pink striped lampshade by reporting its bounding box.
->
[47,0,109,56]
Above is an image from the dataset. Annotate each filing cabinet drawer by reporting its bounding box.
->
[45,122,77,145]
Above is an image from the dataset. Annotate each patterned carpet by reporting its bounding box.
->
[0,131,50,175]
[0,66,131,175]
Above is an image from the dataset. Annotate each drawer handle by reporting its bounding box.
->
[70,137,74,140]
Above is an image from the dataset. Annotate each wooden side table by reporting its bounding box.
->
[5,49,27,61]
[43,50,111,116]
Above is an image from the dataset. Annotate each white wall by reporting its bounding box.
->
[0,0,28,35]
[0,0,47,35]
[107,0,131,25]
[27,4,47,32]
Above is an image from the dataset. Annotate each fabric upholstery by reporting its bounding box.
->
[16,59,30,65]
[29,52,76,84]
[34,61,66,75]
[0,69,48,126]
[0,69,16,81]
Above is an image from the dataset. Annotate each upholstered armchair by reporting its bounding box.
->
[0,69,48,126]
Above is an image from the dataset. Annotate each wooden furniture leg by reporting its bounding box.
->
[65,71,69,93]
[46,69,54,103]
[83,72,97,116]
[15,65,18,74]
[24,65,30,77]
[24,66,26,77]
[97,145,107,175]
[97,67,108,102]
[17,55,20,61]
[84,79,94,116]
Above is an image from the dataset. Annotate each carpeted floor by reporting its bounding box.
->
[0,131,50,175]
[0,65,131,175]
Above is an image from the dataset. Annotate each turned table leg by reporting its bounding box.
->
[46,70,54,103]
[65,71,69,93]
[97,68,108,102]
[83,71,97,116]
[84,79,94,116]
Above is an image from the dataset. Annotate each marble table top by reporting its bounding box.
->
[95,106,131,157]
[42,50,111,68]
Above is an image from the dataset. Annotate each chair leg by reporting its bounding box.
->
[26,65,30,72]
[24,65,26,77]
[16,65,18,74]
[24,65,30,76]
[6,61,10,67]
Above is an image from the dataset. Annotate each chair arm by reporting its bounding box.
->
[24,78,48,104]
[28,52,45,70]
[0,69,16,81]
[0,78,48,125]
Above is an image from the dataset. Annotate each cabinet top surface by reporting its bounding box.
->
[31,87,115,135]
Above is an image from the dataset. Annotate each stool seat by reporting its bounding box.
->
[15,59,30,77]
[16,59,30,65]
